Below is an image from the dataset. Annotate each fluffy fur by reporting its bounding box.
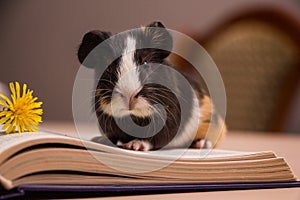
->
[77,21,226,151]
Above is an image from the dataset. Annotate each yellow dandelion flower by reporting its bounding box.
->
[0,82,43,134]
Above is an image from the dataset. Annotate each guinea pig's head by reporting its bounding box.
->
[77,21,175,119]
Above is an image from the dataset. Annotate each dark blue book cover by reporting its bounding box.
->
[1,182,300,200]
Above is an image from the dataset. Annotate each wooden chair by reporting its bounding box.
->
[174,7,300,132]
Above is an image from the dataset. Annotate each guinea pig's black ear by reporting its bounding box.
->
[147,21,166,28]
[77,30,112,68]
[143,21,173,60]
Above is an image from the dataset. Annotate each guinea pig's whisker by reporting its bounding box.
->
[94,107,102,115]
[150,115,157,138]
[151,93,179,107]
[107,114,113,133]
[157,90,187,104]
[151,96,180,128]
[99,79,116,86]
[96,88,111,92]
[152,87,172,93]
[155,110,166,126]
[96,90,112,97]
[151,93,174,103]
[150,87,184,101]
[151,88,178,97]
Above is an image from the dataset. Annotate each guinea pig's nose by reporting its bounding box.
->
[128,88,142,110]
[129,94,137,110]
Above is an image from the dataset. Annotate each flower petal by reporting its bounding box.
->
[9,82,16,100]
[22,83,27,98]
[0,99,9,107]
[0,94,13,108]
[15,82,21,99]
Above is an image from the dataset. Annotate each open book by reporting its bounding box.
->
[0,131,297,191]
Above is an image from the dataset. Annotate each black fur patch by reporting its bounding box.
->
[78,21,201,149]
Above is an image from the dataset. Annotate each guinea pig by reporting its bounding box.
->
[77,21,226,151]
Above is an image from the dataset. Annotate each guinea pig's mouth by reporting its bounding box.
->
[129,107,153,118]
[105,107,152,118]
[115,107,153,118]
[100,96,155,118]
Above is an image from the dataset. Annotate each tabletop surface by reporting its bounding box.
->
[40,121,300,200]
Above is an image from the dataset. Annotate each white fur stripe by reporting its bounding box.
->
[167,95,201,148]
[117,36,141,97]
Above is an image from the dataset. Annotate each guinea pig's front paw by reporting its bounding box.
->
[190,139,212,149]
[123,139,152,151]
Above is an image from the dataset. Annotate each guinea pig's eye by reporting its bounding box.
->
[143,61,150,68]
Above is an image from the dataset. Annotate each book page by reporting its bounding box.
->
[80,136,276,161]
[0,131,276,163]
[0,131,86,164]
[0,132,71,152]
[148,149,275,160]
